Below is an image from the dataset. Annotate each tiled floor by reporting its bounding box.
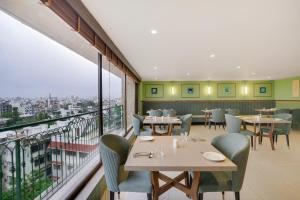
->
[103,125,300,200]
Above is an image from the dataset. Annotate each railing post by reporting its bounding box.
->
[15,140,22,200]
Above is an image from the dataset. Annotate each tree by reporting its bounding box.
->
[2,170,52,200]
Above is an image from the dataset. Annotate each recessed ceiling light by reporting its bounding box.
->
[267,76,271,79]
[151,29,157,34]
[236,66,241,69]
[251,72,256,75]
[210,54,215,58]
[154,77,158,80]
[207,77,211,80]
[186,72,190,76]
[153,66,158,70]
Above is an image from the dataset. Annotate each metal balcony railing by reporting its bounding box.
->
[0,105,124,200]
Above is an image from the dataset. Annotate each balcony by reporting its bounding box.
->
[0,105,125,200]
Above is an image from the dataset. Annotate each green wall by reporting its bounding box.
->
[140,80,274,101]
[274,76,300,109]
[139,77,300,110]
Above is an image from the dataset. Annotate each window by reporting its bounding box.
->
[102,57,125,135]
[126,76,136,130]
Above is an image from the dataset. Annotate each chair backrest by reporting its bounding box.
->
[132,115,142,135]
[211,109,225,122]
[181,114,193,134]
[149,109,162,117]
[227,108,240,116]
[274,113,292,134]
[100,134,129,192]
[162,109,176,117]
[133,114,144,128]
[211,133,250,191]
[225,114,242,133]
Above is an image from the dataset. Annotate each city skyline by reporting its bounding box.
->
[0,10,121,99]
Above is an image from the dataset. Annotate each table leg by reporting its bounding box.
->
[204,113,208,127]
[168,124,174,136]
[253,124,257,150]
[151,124,156,135]
[151,171,160,200]
[269,123,275,150]
[190,171,201,200]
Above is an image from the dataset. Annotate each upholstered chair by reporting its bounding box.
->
[172,114,192,135]
[198,133,250,200]
[225,114,255,147]
[132,114,152,136]
[209,109,226,129]
[100,134,152,200]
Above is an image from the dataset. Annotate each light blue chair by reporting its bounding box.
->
[209,109,226,130]
[148,109,162,117]
[162,109,176,117]
[100,134,152,200]
[225,114,255,148]
[197,133,250,200]
[227,108,240,116]
[172,114,192,135]
[132,114,152,136]
[260,113,292,147]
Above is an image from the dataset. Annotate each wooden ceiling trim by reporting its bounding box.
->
[41,0,140,82]
[78,17,95,45]
[45,0,78,31]
[95,35,106,55]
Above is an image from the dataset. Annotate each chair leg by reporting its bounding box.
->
[198,193,204,200]
[250,136,253,148]
[275,134,278,143]
[209,121,211,129]
[214,122,216,130]
[110,191,115,200]
[222,191,225,200]
[147,193,152,200]
[235,192,240,200]
[117,192,120,199]
[286,135,290,147]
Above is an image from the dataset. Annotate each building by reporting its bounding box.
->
[0,101,12,117]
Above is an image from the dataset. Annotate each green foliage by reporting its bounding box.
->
[5,112,50,128]
[1,170,52,200]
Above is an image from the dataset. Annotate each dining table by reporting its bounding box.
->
[143,116,182,135]
[237,115,291,150]
[255,108,278,114]
[125,136,237,200]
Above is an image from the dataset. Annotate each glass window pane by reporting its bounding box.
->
[126,76,136,129]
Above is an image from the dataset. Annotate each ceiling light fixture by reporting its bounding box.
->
[267,76,271,79]
[154,77,158,80]
[236,66,241,69]
[186,72,190,76]
[210,54,215,58]
[251,72,256,75]
[151,29,157,34]
[153,66,158,70]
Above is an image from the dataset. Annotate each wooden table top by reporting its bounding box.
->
[201,109,213,113]
[125,136,237,172]
[255,108,278,113]
[143,116,182,124]
[239,116,291,124]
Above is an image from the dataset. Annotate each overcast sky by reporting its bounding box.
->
[0,11,121,99]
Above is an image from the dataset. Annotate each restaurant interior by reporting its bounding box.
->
[1,1,300,200]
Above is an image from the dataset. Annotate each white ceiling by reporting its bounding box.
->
[82,0,300,81]
[0,0,98,65]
